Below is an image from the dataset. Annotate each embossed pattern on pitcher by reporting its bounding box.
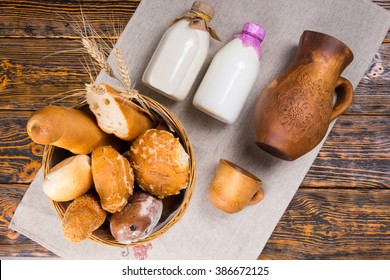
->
[277,72,332,146]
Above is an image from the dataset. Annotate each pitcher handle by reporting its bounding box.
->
[330,77,354,122]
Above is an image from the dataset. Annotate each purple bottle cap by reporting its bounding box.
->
[234,22,266,60]
[241,22,266,42]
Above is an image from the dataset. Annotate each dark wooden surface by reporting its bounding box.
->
[0,0,389,259]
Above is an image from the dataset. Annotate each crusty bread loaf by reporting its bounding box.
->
[62,193,107,243]
[110,191,162,244]
[85,83,153,141]
[129,129,190,198]
[43,154,93,202]
[27,105,117,154]
[91,146,135,213]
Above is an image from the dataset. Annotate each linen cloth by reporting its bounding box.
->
[10,0,390,259]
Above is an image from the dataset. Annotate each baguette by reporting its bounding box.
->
[86,83,153,141]
[27,105,117,154]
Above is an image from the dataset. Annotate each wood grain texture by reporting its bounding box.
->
[259,188,390,259]
[0,0,140,38]
[1,184,389,258]
[0,111,43,184]
[0,0,386,39]
[0,38,90,111]
[302,116,390,188]
[349,44,390,116]
[0,0,389,259]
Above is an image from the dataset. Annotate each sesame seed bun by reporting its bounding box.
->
[129,129,190,198]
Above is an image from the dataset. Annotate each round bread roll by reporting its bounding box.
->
[62,193,107,243]
[43,154,93,202]
[91,146,134,213]
[129,129,190,198]
[110,191,162,244]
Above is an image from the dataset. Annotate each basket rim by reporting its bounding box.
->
[43,95,196,247]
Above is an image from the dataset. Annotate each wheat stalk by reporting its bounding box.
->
[64,9,156,120]
[81,37,113,76]
[113,47,131,89]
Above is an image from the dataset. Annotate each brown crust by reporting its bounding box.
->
[27,105,117,154]
[91,146,134,213]
[62,193,107,243]
[98,84,154,141]
[129,129,190,198]
[110,191,163,244]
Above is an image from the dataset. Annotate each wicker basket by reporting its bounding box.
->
[42,95,196,247]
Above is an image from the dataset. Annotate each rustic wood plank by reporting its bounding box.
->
[2,184,389,258]
[0,0,387,40]
[0,111,43,184]
[1,111,388,188]
[0,0,139,38]
[0,0,389,260]
[0,38,91,110]
[302,115,390,188]
[259,188,390,259]
[349,43,390,115]
[0,183,55,257]
[1,39,389,113]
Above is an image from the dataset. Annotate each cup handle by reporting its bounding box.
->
[249,188,264,205]
[330,77,354,122]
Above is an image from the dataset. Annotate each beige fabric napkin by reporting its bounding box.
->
[11,0,390,259]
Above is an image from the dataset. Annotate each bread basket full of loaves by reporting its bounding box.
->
[26,22,196,247]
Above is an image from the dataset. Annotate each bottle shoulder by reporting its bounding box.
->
[214,39,260,64]
[164,20,210,41]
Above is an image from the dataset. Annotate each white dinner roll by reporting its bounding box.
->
[43,154,93,201]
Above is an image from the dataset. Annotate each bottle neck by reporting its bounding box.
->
[294,31,353,74]
[240,31,263,43]
[234,33,263,61]
[190,9,211,22]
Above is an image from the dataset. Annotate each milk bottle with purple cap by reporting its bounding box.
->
[193,23,266,124]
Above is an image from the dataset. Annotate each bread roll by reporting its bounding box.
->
[129,129,190,198]
[62,193,107,243]
[91,146,134,213]
[110,191,162,244]
[43,154,93,202]
[86,83,153,141]
[27,105,117,154]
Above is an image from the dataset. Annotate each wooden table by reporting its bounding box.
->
[0,0,389,259]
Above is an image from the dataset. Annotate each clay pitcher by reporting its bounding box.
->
[253,30,354,161]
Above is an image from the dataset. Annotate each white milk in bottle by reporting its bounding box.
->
[193,23,266,124]
[142,1,220,101]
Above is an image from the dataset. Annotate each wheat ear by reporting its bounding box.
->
[113,47,131,90]
[112,46,156,119]
[81,37,113,76]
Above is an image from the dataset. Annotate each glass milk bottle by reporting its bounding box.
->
[193,23,266,124]
[142,1,220,101]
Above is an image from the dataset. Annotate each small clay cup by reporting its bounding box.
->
[209,159,264,214]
